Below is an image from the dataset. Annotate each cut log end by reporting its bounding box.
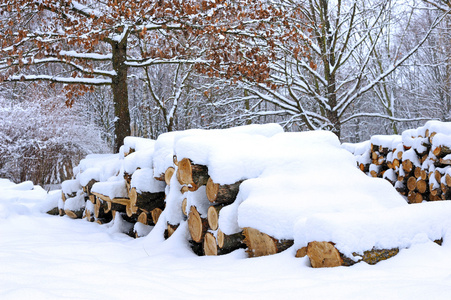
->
[207,205,220,231]
[243,227,293,258]
[203,232,218,256]
[307,241,343,268]
[165,167,175,186]
[188,206,208,243]
[151,207,163,224]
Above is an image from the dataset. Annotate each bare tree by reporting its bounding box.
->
[237,0,447,139]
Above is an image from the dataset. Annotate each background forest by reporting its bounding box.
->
[0,0,450,186]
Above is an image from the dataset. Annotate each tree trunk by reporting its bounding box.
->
[111,40,131,153]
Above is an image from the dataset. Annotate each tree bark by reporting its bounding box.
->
[128,187,165,213]
[111,40,131,153]
[206,178,242,204]
[217,229,245,251]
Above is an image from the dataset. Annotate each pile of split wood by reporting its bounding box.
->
[49,122,451,268]
[344,121,451,204]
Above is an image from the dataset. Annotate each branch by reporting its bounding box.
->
[341,113,438,124]
[7,75,111,86]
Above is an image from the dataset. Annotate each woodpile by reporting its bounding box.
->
[50,122,451,268]
[172,158,247,256]
[346,125,451,204]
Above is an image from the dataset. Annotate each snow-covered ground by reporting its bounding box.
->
[1,180,451,299]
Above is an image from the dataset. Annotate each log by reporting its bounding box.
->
[46,207,59,215]
[188,206,208,243]
[359,163,369,173]
[402,159,414,174]
[203,232,219,256]
[207,205,223,231]
[137,211,151,225]
[407,191,423,204]
[91,192,130,206]
[123,172,132,192]
[414,167,422,179]
[433,145,451,158]
[392,158,400,169]
[397,150,403,160]
[206,178,242,204]
[189,240,204,256]
[83,179,97,199]
[243,227,294,258]
[307,241,343,268]
[126,203,139,218]
[439,157,451,166]
[84,207,95,222]
[165,167,175,185]
[371,151,379,161]
[181,198,188,216]
[429,194,442,201]
[446,173,451,187]
[177,158,209,191]
[93,198,113,222]
[295,247,308,258]
[151,207,163,224]
[407,176,417,191]
[217,229,245,251]
[306,241,400,268]
[435,169,443,183]
[165,223,179,239]
[129,188,165,213]
[64,208,84,219]
[105,201,125,214]
[416,179,428,194]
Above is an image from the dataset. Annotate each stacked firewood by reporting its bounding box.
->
[55,138,167,238]
[346,122,451,204]
[173,157,246,256]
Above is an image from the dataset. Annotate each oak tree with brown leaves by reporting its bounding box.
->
[0,0,311,151]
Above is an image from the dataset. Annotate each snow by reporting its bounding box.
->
[235,131,406,239]
[61,178,81,195]
[173,123,284,184]
[370,134,402,149]
[121,136,156,157]
[91,177,128,199]
[130,168,165,193]
[5,125,451,299]
[75,154,121,185]
[153,131,178,179]
[1,180,451,299]
[342,140,370,156]
[63,190,85,211]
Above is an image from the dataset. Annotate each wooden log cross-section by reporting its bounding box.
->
[188,206,208,243]
[243,227,294,258]
[177,158,209,191]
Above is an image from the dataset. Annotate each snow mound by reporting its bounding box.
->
[91,177,128,199]
[234,131,407,239]
[295,201,451,258]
